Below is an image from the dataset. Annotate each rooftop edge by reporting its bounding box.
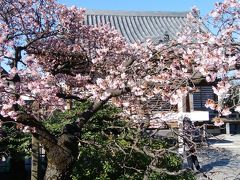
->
[86,9,190,17]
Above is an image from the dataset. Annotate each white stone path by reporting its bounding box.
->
[196,134,240,180]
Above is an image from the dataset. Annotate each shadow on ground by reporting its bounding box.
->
[207,139,233,145]
[200,158,230,172]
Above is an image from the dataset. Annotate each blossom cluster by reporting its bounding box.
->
[0,0,239,131]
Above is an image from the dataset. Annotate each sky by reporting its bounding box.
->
[57,0,220,17]
[1,0,222,71]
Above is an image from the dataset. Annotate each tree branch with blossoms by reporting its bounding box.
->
[0,0,239,179]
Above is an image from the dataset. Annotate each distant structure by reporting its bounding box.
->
[85,10,194,43]
[85,10,215,128]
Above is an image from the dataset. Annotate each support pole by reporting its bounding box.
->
[189,93,194,112]
[178,95,187,154]
[31,135,39,180]
[226,122,230,135]
[66,85,72,110]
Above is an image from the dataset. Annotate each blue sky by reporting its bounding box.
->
[58,0,221,16]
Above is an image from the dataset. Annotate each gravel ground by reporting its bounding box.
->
[193,134,240,180]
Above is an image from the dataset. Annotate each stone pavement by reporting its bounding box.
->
[195,134,240,180]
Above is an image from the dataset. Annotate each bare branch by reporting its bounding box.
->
[149,165,191,176]
[76,87,131,127]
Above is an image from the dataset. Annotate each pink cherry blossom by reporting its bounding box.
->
[0,1,239,178]
[214,119,224,126]
[235,106,240,113]
[221,108,231,116]
[0,0,239,156]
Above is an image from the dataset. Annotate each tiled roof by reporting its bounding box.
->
[85,10,191,43]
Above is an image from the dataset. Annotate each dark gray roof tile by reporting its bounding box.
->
[85,10,195,43]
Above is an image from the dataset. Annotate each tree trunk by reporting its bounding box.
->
[44,161,72,180]
[43,132,79,180]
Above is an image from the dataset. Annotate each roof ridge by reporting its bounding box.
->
[86,9,189,17]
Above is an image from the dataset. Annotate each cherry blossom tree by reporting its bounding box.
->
[181,0,240,119]
[0,0,239,179]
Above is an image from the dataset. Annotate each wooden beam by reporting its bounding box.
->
[31,135,39,180]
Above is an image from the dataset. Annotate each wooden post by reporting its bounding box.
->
[218,95,225,135]
[178,95,187,113]
[202,124,206,142]
[189,93,194,112]
[31,135,39,180]
[178,95,187,154]
[226,122,230,135]
[31,102,40,180]
[178,118,184,154]
[66,85,72,110]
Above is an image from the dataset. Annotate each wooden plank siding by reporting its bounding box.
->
[147,95,177,112]
[193,86,217,119]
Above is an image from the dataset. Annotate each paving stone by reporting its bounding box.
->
[194,135,240,180]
